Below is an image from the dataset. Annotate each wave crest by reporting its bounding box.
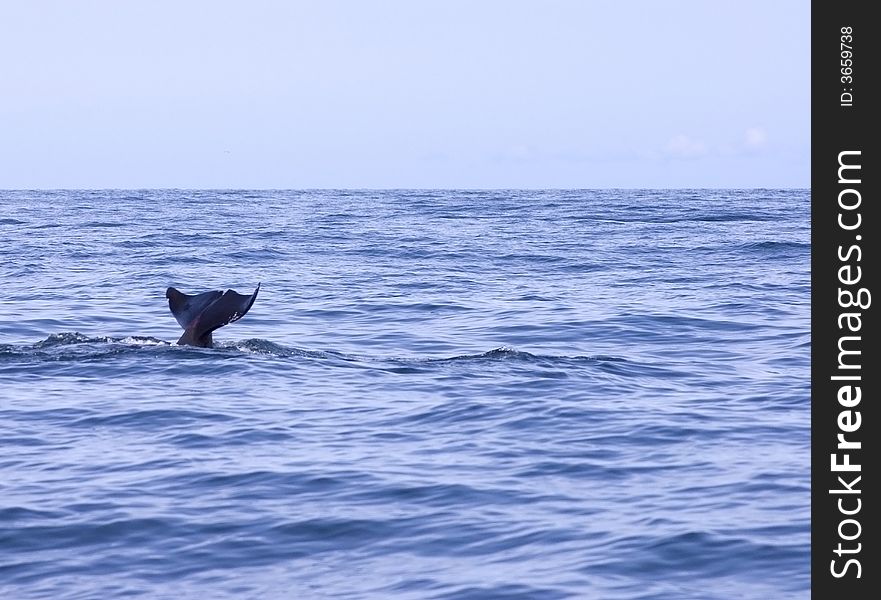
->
[3,334,620,369]
[33,332,169,348]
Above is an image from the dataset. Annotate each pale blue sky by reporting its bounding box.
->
[1,1,809,189]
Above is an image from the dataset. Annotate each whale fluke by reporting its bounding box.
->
[166,283,260,347]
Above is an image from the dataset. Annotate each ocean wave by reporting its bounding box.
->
[33,332,169,348]
[736,241,811,256]
[426,347,616,364]
[594,529,807,581]
[0,189,810,600]
[3,335,622,367]
[0,334,173,365]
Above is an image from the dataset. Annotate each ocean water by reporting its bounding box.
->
[1,189,810,599]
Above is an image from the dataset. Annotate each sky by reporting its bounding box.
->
[0,1,809,189]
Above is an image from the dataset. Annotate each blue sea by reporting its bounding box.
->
[1,190,810,599]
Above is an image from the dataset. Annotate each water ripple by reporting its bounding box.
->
[0,189,810,600]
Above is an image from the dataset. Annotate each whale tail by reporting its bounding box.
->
[166,283,260,347]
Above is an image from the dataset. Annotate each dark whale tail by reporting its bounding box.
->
[166,283,260,347]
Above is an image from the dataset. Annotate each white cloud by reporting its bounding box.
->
[664,134,708,159]
[744,127,768,149]
[508,144,532,159]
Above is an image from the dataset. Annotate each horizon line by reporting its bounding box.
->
[1,186,811,192]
